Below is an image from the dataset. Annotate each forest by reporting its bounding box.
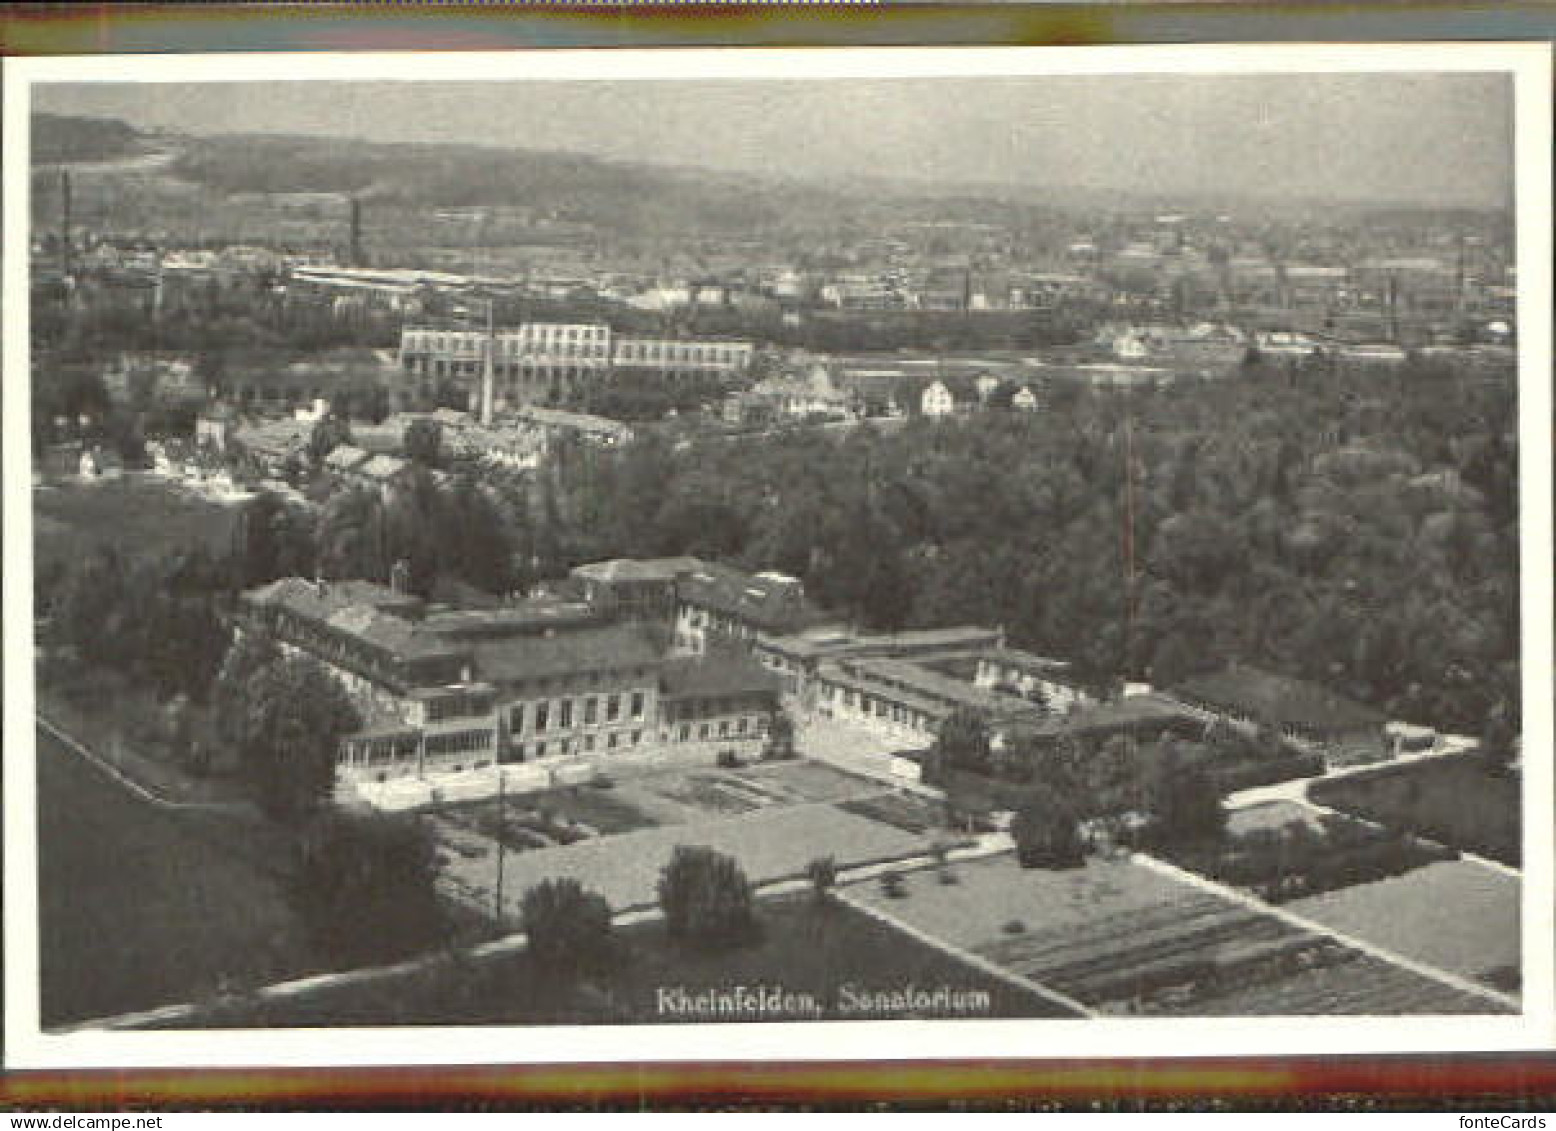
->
[540,353,1518,736]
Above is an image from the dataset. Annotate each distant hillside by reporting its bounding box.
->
[32,113,142,164]
[166,132,802,236]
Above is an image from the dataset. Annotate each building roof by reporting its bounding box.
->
[423,599,599,639]
[572,556,705,585]
[659,653,784,701]
[1010,693,1198,743]
[677,562,824,633]
[360,454,409,481]
[511,405,634,439]
[980,647,1074,678]
[471,623,663,685]
[846,655,1034,716]
[1169,665,1387,734]
[245,576,425,620]
[233,419,311,457]
[324,444,370,472]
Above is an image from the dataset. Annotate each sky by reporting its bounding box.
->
[34,73,1514,207]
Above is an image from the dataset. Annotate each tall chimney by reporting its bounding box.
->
[348,197,362,267]
[480,297,496,426]
[59,170,72,281]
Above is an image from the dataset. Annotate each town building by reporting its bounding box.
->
[570,556,705,621]
[657,653,783,757]
[753,624,1005,707]
[231,419,313,476]
[812,654,1044,750]
[398,322,753,413]
[1165,664,1389,762]
[235,575,783,803]
[323,444,371,480]
[673,564,830,655]
[971,648,1093,715]
[920,379,960,418]
[507,404,634,448]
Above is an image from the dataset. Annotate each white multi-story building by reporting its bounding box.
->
[398,322,753,414]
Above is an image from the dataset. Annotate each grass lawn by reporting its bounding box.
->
[33,474,241,575]
[153,893,1079,1028]
[37,666,246,806]
[1286,859,1520,989]
[1309,755,1520,866]
[37,726,322,1028]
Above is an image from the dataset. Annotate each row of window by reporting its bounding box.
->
[401,334,747,366]
[822,682,936,732]
[672,716,762,742]
[516,727,645,760]
[424,729,494,756]
[514,691,648,734]
[662,696,765,724]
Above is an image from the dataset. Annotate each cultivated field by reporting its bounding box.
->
[1309,756,1520,866]
[847,854,1509,1017]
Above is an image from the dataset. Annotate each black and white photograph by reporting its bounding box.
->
[4,45,1552,1068]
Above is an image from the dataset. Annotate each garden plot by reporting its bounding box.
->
[847,854,1506,1017]
[1286,858,1520,989]
[440,800,930,918]
[631,760,882,822]
[1165,799,1456,904]
[837,791,947,834]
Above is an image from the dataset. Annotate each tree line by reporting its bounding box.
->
[539,354,1518,736]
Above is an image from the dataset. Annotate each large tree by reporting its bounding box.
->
[520,878,615,980]
[657,845,756,949]
[925,708,992,782]
[292,810,448,966]
[232,653,361,822]
[1010,792,1085,870]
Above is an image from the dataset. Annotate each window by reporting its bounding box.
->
[607,733,618,750]
[584,697,598,725]
[606,694,621,722]
[718,721,730,738]
[560,700,574,728]
[679,724,690,742]
[535,702,550,731]
[737,717,748,735]
[537,741,547,757]
[584,735,595,752]
[698,723,710,740]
